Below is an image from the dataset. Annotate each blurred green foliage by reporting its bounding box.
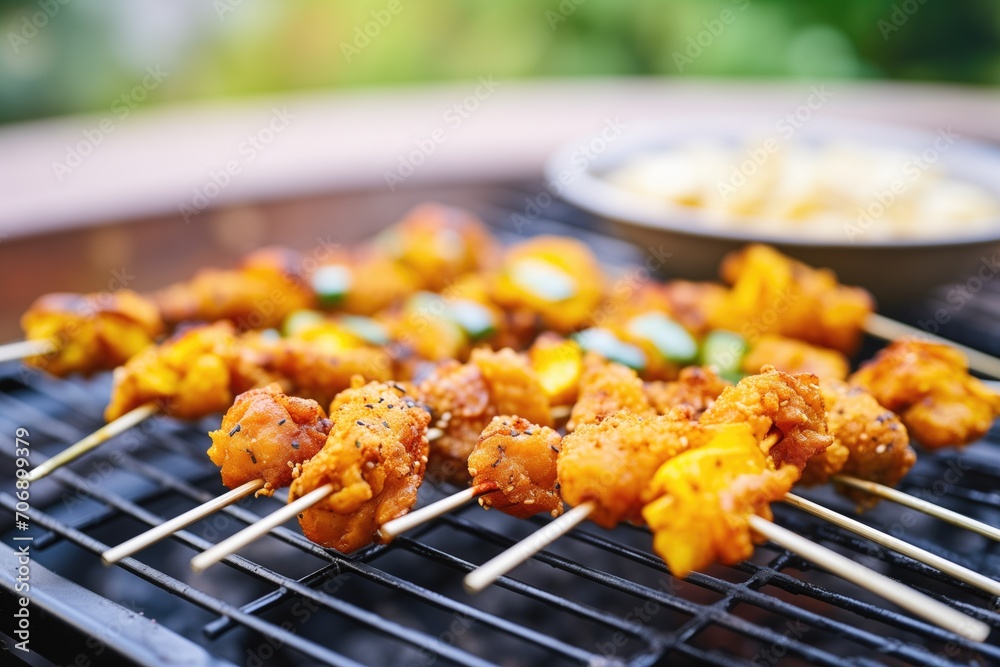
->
[1,0,998,124]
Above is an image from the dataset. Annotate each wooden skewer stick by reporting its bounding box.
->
[463,501,594,594]
[833,475,1000,543]
[747,514,990,642]
[0,338,56,364]
[380,482,498,542]
[783,492,1000,598]
[863,313,1000,379]
[27,402,160,482]
[190,482,335,572]
[101,479,265,565]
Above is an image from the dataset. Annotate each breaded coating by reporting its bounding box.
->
[379,203,500,291]
[21,290,163,376]
[492,236,606,333]
[643,423,798,577]
[416,360,496,484]
[467,416,563,519]
[104,322,273,421]
[660,280,730,336]
[645,366,731,418]
[567,354,654,431]
[850,340,1000,449]
[289,380,430,553]
[700,367,832,474]
[800,380,915,505]
[207,384,331,496]
[265,337,392,408]
[335,250,422,316]
[742,335,849,380]
[470,347,553,428]
[558,411,720,528]
[711,244,875,354]
[154,246,313,330]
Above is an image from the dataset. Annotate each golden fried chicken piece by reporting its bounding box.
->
[742,335,849,380]
[153,247,313,330]
[104,322,273,421]
[800,380,915,504]
[645,366,731,418]
[21,290,163,376]
[559,410,719,528]
[492,236,606,333]
[470,347,553,428]
[700,367,832,474]
[378,203,500,291]
[643,423,798,577]
[660,280,730,336]
[334,250,422,317]
[263,337,392,408]
[416,360,496,484]
[207,384,331,496]
[289,380,430,553]
[850,340,1000,449]
[567,354,654,431]
[711,244,875,354]
[467,416,563,519]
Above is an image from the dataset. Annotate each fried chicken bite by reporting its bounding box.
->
[467,416,563,519]
[207,384,331,496]
[742,335,849,380]
[153,247,313,330]
[567,354,654,431]
[104,322,273,421]
[799,379,915,506]
[289,380,430,553]
[850,340,1000,449]
[645,366,731,418]
[700,367,832,474]
[558,410,716,528]
[469,347,553,428]
[660,280,730,337]
[492,236,606,333]
[377,203,500,291]
[711,244,875,355]
[642,423,798,577]
[21,290,163,376]
[416,360,496,484]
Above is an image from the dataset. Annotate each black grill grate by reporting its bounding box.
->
[3,192,1000,666]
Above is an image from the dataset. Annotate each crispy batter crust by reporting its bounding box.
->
[850,340,1000,449]
[467,416,563,519]
[568,354,654,431]
[645,366,731,418]
[207,384,331,495]
[470,348,553,427]
[742,335,849,380]
[289,380,430,553]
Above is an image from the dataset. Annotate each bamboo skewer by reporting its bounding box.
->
[27,402,160,482]
[863,313,1000,379]
[834,475,1000,543]
[0,338,56,364]
[190,483,335,572]
[463,502,595,593]
[784,492,1000,597]
[101,479,266,565]
[746,515,990,642]
[380,482,498,542]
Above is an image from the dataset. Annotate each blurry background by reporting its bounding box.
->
[2,0,999,125]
